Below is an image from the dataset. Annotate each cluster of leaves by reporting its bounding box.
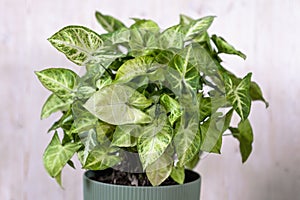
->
[36,11,268,186]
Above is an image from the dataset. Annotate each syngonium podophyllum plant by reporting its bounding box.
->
[35,11,268,186]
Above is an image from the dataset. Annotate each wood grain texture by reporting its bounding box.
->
[1,0,299,199]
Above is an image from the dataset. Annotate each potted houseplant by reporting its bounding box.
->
[35,11,268,200]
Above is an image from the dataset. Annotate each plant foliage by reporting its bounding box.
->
[36,11,268,186]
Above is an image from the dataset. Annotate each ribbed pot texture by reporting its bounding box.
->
[83,169,201,200]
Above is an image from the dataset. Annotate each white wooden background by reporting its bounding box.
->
[1,0,299,199]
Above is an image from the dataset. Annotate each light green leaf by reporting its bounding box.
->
[84,84,153,125]
[179,14,194,25]
[48,26,103,66]
[43,132,81,177]
[211,34,246,59]
[84,146,121,170]
[95,11,126,32]
[55,171,63,187]
[41,94,71,119]
[96,121,116,143]
[160,94,182,126]
[76,86,96,100]
[160,25,184,49]
[35,68,79,101]
[224,73,252,121]
[174,111,201,166]
[47,109,73,132]
[170,166,185,184]
[111,125,141,147]
[250,81,269,108]
[185,152,200,169]
[232,119,253,163]
[146,151,173,186]
[130,19,160,32]
[79,129,100,165]
[115,56,160,82]
[183,16,215,41]
[198,95,212,122]
[138,105,173,169]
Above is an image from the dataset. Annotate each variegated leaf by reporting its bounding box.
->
[170,166,185,184]
[138,105,173,169]
[160,25,184,49]
[35,68,79,101]
[79,129,99,165]
[146,151,173,186]
[48,26,103,66]
[224,73,252,121]
[159,94,182,126]
[83,146,120,170]
[179,14,194,25]
[183,16,215,41]
[84,84,153,125]
[115,56,160,82]
[43,132,81,177]
[41,94,71,119]
[111,125,141,147]
[95,11,126,32]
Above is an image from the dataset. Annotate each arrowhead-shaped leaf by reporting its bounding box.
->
[224,73,252,121]
[111,125,141,147]
[250,81,269,108]
[231,119,253,163]
[138,105,173,169]
[170,166,185,184]
[43,132,81,177]
[48,26,103,66]
[183,16,215,41]
[35,68,79,101]
[146,150,173,186]
[160,25,184,49]
[41,94,71,119]
[79,129,100,165]
[159,94,182,126]
[211,34,246,59]
[84,84,153,125]
[95,11,126,32]
[179,14,194,25]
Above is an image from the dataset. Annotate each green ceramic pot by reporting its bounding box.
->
[83,169,201,200]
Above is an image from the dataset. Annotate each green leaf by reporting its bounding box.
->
[79,129,100,165]
[174,112,201,166]
[179,14,194,25]
[160,25,184,49]
[130,19,160,32]
[48,26,103,66]
[48,109,73,132]
[211,34,246,59]
[170,166,185,184]
[160,94,182,126]
[232,119,253,163]
[138,105,173,169]
[55,171,63,187]
[198,96,212,122]
[250,81,269,108]
[183,16,215,41]
[41,94,71,119]
[76,86,96,100]
[43,132,81,177]
[146,151,173,186]
[185,152,200,169]
[84,84,153,125]
[224,73,252,121]
[115,56,160,82]
[111,125,140,147]
[96,121,116,143]
[95,11,126,32]
[83,146,121,170]
[35,68,79,101]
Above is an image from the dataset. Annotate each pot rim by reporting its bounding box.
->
[83,169,201,189]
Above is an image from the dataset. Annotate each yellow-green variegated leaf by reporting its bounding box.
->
[41,94,71,119]
[174,111,201,166]
[211,34,246,59]
[84,84,153,125]
[170,166,185,184]
[43,132,81,177]
[95,11,126,32]
[115,56,160,83]
[83,146,120,170]
[138,105,173,169]
[111,125,141,147]
[160,94,182,126]
[179,14,194,25]
[224,73,252,121]
[160,25,184,49]
[183,16,215,41]
[35,68,79,101]
[48,26,103,66]
[96,121,116,143]
[146,150,173,186]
